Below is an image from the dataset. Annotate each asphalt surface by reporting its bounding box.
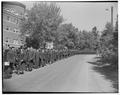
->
[3,55,115,92]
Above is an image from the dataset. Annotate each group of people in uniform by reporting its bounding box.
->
[3,45,80,79]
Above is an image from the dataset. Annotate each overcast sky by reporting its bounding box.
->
[21,1,118,31]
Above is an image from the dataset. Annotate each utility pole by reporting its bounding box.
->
[106,6,113,27]
[111,6,113,28]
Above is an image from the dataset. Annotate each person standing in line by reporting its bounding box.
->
[3,46,11,79]
[15,47,22,75]
[19,47,27,74]
[38,49,42,68]
[34,49,39,69]
[25,47,30,71]
[3,47,14,78]
[32,48,37,69]
[27,47,32,71]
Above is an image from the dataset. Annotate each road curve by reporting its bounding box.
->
[3,55,115,92]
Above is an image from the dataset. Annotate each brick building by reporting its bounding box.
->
[2,2,26,48]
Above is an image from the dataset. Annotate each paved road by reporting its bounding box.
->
[3,55,115,92]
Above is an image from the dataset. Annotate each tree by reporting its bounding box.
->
[98,18,118,69]
[20,2,63,48]
[91,26,99,50]
[56,23,79,49]
[25,37,39,49]
[76,26,100,52]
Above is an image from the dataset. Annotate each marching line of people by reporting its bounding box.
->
[3,46,80,79]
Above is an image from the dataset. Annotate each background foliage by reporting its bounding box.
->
[20,2,118,69]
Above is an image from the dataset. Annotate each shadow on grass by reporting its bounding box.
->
[88,57,118,93]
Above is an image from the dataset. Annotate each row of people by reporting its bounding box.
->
[3,46,78,79]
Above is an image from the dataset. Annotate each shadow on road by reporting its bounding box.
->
[88,57,118,93]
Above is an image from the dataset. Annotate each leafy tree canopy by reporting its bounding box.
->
[20,2,63,48]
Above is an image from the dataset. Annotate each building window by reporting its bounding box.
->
[13,29,16,33]
[13,39,18,44]
[7,16,10,21]
[10,17,14,23]
[16,30,19,33]
[6,38,9,43]
[16,19,19,24]
[13,29,19,33]
[6,26,10,30]
[6,40,8,42]
[10,17,18,24]
[13,18,16,23]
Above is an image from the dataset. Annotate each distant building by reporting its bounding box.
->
[2,2,26,48]
[45,42,54,49]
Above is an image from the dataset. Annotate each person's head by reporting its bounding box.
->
[27,47,30,50]
[23,45,26,49]
[31,47,33,49]
[7,45,10,48]
[20,46,23,49]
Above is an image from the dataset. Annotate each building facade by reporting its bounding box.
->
[2,2,26,48]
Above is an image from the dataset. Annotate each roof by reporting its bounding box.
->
[2,1,26,9]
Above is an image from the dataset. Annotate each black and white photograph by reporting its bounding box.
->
[2,0,118,93]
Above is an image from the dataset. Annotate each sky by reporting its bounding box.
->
[21,1,118,31]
